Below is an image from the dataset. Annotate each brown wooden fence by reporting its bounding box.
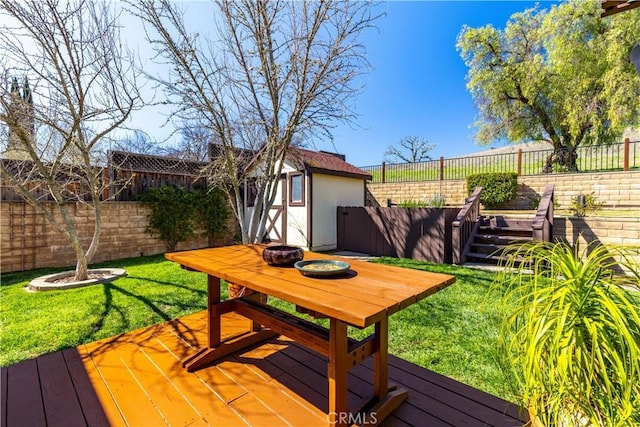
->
[1,151,209,202]
[107,151,208,201]
[336,207,459,263]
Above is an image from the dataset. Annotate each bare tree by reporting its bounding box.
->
[116,130,163,156]
[0,0,143,280]
[384,136,436,163]
[163,124,213,162]
[129,0,380,243]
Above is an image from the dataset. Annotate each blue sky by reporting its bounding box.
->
[320,1,562,166]
[126,1,562,167]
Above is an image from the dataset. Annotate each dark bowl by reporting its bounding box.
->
[262,245,304,266]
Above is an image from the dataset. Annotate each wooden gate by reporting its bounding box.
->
[337,207,458,263]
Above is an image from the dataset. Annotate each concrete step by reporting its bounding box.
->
[465,252,504,264]
[469,242,510,255]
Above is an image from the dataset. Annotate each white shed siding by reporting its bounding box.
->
[286,204,308,248]
[311,174,364,251]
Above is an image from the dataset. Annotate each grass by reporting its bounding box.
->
[0,254,514,402]
[0,255,213,366]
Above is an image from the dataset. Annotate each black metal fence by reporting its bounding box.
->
[360,139,639,184]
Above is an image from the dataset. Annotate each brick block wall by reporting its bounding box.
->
[555,217,640,248]
[367,180,468,207]
[1,202,238,273]
[367,171,640,263]
[554,216,640,270]
[367,171,640,210]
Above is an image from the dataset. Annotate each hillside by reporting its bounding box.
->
[455,128,638,159]
[454,141,552,159]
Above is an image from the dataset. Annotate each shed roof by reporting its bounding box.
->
[208,143,371,181]
[288,148,372,180]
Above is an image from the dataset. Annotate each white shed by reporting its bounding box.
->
[245,148,371,251]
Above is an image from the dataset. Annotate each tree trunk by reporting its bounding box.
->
[83,200,102,267]
[543,146,578,173]
[58,202,93,281]
[73,245,89,282]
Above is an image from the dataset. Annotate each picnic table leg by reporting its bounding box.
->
[362,316,408,426]
[328,319,348,427]
[207,275,221,348]
[182,276,277,372]
[373,317,388,398]
[181,275,221,371]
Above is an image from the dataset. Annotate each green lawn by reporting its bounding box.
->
[0,254,515,402]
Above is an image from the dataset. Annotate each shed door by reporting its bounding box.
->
[265,175,287,244]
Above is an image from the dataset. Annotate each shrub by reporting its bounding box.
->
[396,199,427,208]
[427,194,446,208]
[569,192,603,217]
[141,186,230,251]
[466,172,517,209]
[496,241,640,426]
[193,188,230,246]
[396,194,446,208]
[141,186,197,251]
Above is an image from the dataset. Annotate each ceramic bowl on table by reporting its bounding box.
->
[262,245,304,266]
[294,260,350,277]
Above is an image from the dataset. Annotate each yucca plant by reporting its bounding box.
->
[495,241,640,427]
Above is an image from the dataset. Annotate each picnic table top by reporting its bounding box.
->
[166,244,456,328]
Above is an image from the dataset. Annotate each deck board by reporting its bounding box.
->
[61,348,110,427]
[38,351,86,427]
[6,358,46,427]
[1,365,7,427]
[1,311,527,427]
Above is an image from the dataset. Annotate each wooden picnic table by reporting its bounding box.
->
[166,244,455,426]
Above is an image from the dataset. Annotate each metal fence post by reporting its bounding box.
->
[381,162,386,183]
[517,149,522,176]
[439,157,444,181]
[624,138,630,171]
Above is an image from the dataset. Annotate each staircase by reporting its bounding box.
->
[452,183,555,266]
[465,216,533,265]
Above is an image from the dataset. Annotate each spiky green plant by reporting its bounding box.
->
[495,241,640,427]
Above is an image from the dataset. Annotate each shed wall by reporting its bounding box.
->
[312,174,365,251]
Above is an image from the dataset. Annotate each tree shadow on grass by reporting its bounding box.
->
[122,275,208,296]
[82,280,206,358]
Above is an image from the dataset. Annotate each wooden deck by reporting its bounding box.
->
[1,311,527,426]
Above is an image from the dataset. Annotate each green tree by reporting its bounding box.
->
[141,186,230,251]
[458,0,640,172]
[194,188,230,247]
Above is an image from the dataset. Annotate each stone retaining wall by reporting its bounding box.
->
[555,216,640,248]
[1,201,237,273]
[367,170,640,210]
